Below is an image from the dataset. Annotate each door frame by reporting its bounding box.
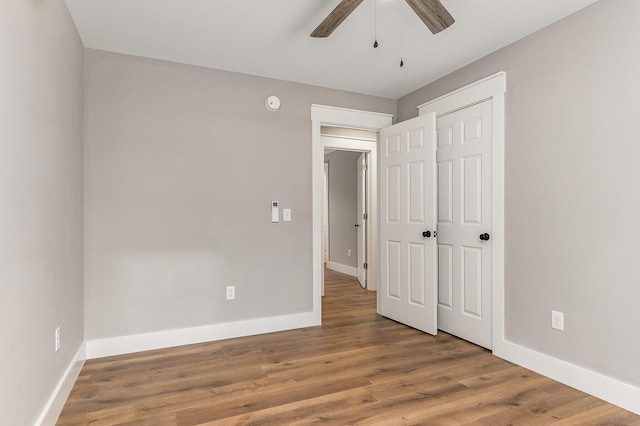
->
[323,137,376,292]
[356,152,367,289]
[312,105,393,322]
[417,71,506,353]
[323,162,329,265]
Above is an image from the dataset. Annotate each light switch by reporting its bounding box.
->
[283,208,292,222]
[271,201,279,223]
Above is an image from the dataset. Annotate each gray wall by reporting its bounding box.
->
[0,1,84,424]
[84,49,396,339]
[399,0,640,387]
[325,151,361,268]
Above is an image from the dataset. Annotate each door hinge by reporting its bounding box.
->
[363,213,368,220]
[363,262,368,270]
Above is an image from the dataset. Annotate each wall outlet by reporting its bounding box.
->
[55,327,61,352]
[348,249,351,257]
[551,311,564,331]
[226,285,236,300]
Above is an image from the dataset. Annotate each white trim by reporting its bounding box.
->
[322,136,378,152]
[326,261,358,277]
[322,135,379,292]
[320,129,377,142]
[417,72,506,353]
[417,71,507,116]
[312,105,393,318]
[35,342,87,426]
[323,162,330,267]
[86,311,317,359]
[312,104,393,126]
[495,340,640,415]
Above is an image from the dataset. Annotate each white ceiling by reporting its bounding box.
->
[64,0,600,99]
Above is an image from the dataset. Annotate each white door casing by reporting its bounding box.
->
[436,99,493,349]
[357,153,367,288]
[379,113,438,335]
[323,163,329,264]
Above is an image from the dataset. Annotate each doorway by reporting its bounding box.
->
[311,105,392,316]
[321,128,378,295]
[323,150,362,280]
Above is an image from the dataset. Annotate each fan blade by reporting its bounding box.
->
[311,0,365,38]
[405,0,455,34]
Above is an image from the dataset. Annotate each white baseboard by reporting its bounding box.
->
[37,315,640,420]
[86,310,320,359]
[327,261,358,277]
[35,341,87,426]
[494,339,640,415]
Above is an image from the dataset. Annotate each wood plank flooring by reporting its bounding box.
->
[58,269,640,425]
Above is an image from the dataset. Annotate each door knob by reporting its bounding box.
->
[422,231,431,238]
[479,233,490,241]
[354,224,360,228]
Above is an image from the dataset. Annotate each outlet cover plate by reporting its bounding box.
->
[551,310,564,331]
[226,286,236,300]
[55,327,61,352]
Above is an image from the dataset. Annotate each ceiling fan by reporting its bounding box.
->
[310,0,455,38]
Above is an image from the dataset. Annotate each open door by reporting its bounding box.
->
[357,153,367,288]
[379,113,438,334]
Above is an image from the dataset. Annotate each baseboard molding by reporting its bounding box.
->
[37,315,640,420]
[35,341,87,426]
[327,261,358,277]
[494,339,640,415]
[86,310,320,359]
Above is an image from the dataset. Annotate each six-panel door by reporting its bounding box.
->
[436,99,493,349]
[379,113,437,335]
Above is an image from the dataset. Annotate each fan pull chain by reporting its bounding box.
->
[400,30,405,67]
[373,0,379,48]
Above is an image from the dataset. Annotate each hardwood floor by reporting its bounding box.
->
[58,269,639,425]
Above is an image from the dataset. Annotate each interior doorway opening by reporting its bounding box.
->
[311,105,393,324]
[322,126,377,291]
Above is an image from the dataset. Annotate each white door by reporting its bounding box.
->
[357,153,367,288]
[436,99,493,349]
[379,113,438,334]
